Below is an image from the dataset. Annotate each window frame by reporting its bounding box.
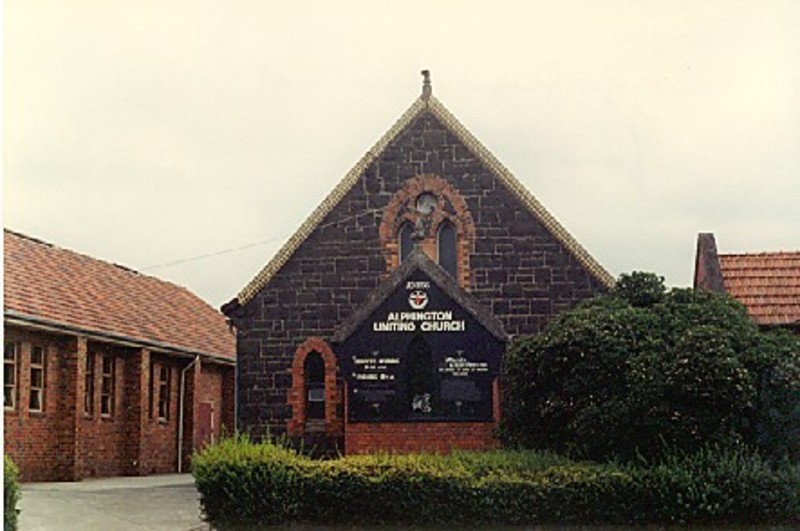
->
[157,365,171,422]
[304,351,326,421]
[28,345,46,412]
[379,175,475,290]
[84,352,95,416]
[100,355,115,417]
[398,221,415,263]
[436,219,458,278]
[4,342,18,411]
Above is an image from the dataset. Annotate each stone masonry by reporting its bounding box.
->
[228,106,609,441]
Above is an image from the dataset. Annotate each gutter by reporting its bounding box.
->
[177,355,200,473]
[4,311,235,365]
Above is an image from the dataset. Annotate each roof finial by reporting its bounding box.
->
[421,70,432,99]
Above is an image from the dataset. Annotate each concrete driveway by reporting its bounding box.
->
[18,474,209,531]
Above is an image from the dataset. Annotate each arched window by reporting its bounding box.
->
[398,222,414,263]
[437,220,458,278]
[304,352,325,420]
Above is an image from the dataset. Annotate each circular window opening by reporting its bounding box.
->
[415,192,437,215]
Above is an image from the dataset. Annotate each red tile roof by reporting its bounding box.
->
[719,252,800,326]
[4,230,235,361]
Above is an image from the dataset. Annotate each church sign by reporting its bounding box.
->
[337,269,505,423]
[371,281,467,333]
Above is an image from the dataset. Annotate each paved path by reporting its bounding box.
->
[18,474,209,531]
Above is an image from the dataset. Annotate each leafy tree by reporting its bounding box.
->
[502,272,800,462]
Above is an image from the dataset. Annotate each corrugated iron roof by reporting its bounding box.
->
[4,229,235,360]
[719,252,800,326]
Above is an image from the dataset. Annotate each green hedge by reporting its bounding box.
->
[4,455,20,531]
[192,437,799,528]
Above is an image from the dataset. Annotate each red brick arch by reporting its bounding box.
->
[379,174,475,289]
[287,337,341,437]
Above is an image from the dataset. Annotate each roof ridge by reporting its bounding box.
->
[234,89,615,306]
[426,97,615,288]
[4,228,208,305]
[5,230,235,359]
[4,228,53,247]
[236,96,428,304]
[720,251,800,258]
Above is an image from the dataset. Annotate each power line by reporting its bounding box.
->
[142,208,384,271]
[142,236,288,270]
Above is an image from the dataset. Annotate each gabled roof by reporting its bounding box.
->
[331,247,509,344]
[718,252,800,326]
[4,230,235,361]
[694,232,800,327]
[233,79,614,307]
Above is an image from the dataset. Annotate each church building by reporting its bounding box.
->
[223,73,613,453]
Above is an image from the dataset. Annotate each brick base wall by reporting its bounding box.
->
[345,421,498,454]
[3,331,73,481]
[3,325,235,481]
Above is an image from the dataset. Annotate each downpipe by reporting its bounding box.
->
[177,355,200,473]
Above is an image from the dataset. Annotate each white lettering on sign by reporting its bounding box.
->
[406,281,430,290]
[351,355,399,382]
[372,310,466,333]
[386,311,453,321]
[421,321,465,332]
[438,355,489,377]
[373,322,416,332]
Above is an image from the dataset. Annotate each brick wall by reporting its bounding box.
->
[3,325,235,481]
[234,110,607,442]
[136,354,183,475]
[75,342,130,478]
[345,422,497,454]
[3,329,68,481]
[180,359,236,471]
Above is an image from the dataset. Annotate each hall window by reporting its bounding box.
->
[29,345,45,412]
[4,342,18,410]
[398,222,414,263]
[84,353,95,416]
[158,366,171,421]
[437,220,458,278]
[304,351,325,421]
[100,355,115,417]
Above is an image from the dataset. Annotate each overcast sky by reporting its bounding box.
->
[5,1,799,308]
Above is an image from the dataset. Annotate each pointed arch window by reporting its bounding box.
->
[398,222,414,263]
[437,220,458,278]
[304,352,325,421]
[380,174,475,289]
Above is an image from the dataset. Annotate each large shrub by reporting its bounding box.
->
[4,455,20,531]
[502,271,800,462]
[192,437,799,527]
[628,445,800,524]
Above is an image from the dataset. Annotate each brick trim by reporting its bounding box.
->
[343,376,501,454]
[345,422,498,454]
[379,174,475,290]
[287,338,342,437]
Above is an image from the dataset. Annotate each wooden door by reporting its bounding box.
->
[197,401,215,450]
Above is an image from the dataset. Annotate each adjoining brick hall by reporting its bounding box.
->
[4,230,236,481]
[222,72,614,454]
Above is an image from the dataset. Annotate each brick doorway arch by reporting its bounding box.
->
[287,337,341,437]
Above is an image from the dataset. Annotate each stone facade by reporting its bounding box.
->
[225,82,612,451]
